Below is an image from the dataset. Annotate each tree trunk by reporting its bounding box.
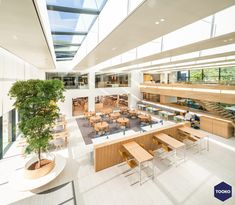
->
[38,148,41,168]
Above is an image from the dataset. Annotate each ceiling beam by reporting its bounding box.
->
[57,58,73,61]
[54,43,81,48]
[55,51,77,54]
[47,5,100,15]
[52,31,87,35]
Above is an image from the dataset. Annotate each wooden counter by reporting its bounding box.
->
[200,116,234,138]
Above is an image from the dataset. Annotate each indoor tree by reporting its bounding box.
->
[9,79,65,168]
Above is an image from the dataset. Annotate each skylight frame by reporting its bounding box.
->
[46,0,108,61]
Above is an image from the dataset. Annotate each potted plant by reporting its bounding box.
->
[9,79,64,179]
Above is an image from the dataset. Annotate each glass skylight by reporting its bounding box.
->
[46,0,108,61]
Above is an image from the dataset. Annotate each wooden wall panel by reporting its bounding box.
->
[94,122,189,172]
[200,116,234,138]
[200,116,213,133]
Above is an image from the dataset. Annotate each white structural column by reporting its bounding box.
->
[160,72,168,83]
[128,71,142,108]
[169,71,177,83]
[88,71,95,111]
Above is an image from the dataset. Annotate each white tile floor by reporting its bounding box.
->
[0,118,235,205]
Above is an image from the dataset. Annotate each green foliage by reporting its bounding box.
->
[190,70,202,82]
[9,79,65,163]
[220,67,235,84]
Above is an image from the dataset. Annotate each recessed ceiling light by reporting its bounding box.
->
[155,21,159,25]
[229,38,233,41]
[112,47,117,51]
[223,40,228,42]
[160,18,165,22]
[12,35,18,40]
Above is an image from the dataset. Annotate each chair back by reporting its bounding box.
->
[118,150,128,161]
[162,144,170,152]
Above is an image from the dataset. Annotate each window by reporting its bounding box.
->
[220,67,235,84]
[46,72,89,89]
[177,70,189,82]
[1,109,16,158]
[189,69,202,82]
[203,68,219,83]
[95,73,130,88]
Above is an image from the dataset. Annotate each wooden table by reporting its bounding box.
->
[178,126,209,153]
[52,129,69,144]
[174,115,185,122]
[129,110,138,117]
[117,117,129,125]
[137,104,146,111]
[154,133,185,164]
[159,111,175,120]
[123,141,154,185]
[150,107,161,115]
[120,106,128,111]
[154,133,185,149]
[84,111,96,119]
[101,108,113,115]
[53,120,67,131]
[84,111,95,116]
[110,112,120,119]
[90,115,101,123]
[94,122,109,131]
[138,114,150,122]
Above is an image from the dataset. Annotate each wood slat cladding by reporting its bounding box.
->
[94,122,190,172]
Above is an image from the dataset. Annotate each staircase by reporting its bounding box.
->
[198,101,235,123]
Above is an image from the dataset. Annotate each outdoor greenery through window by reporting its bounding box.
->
[189,70,202,82]
[177,66,235,85]
[46,72,88,89]
[203,68,219,83]
[220,67,235,84]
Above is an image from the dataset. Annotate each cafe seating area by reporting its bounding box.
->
[17,114,69,153]
[76,107,172,145]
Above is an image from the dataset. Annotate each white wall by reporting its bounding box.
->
[0,47,45,117]
[59,71,143,117]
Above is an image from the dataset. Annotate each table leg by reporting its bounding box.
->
[207,136,209,151]
[152,159,154,179]
[184,145,186,162]
[199,139,202,154]
[139,162,141,185]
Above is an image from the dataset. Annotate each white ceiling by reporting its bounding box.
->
[102,32,235,71]
[74,0,235,70]
[0,0,55,69]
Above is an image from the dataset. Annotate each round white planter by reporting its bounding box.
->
[10,154,66,191]
[24,153,55,179]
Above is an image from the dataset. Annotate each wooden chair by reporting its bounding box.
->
[118,149,132,168]
[126,159,138,169]
[119,150,129,161]
[139,141,159,157]
[157,143,175,162]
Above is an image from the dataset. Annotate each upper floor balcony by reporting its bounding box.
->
[140,83,235,104]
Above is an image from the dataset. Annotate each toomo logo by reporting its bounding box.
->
[214,182,232,202]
